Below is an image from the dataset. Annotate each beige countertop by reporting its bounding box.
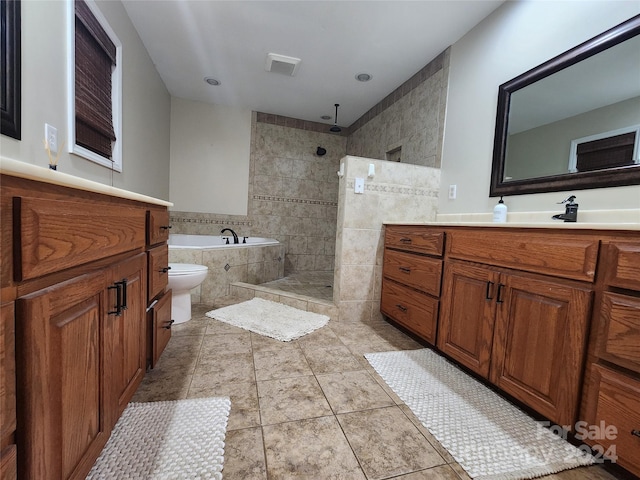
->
[386,210,640,231]
[1,157,173,207]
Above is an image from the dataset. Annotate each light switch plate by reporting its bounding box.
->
[354,177,365,194]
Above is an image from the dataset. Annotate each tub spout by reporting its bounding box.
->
[221,228,239,244]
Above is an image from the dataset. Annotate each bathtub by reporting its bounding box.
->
[168,234,285,304]
[168,233,279,249]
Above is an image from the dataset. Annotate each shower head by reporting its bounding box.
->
[330,104,341,133]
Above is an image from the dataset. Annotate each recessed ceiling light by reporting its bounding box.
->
[204,77,221,86]
[320,115,332,120]
[355,73,372,82]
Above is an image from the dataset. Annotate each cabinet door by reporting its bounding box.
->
[108,253,147,423]
[16,272,109,480]
[437,260,498,378]
[1,302,17,480]
[151,290,173,368]
[490,273,592,426]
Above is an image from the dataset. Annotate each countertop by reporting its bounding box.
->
[386,210,640,231]
[1,157,173,207]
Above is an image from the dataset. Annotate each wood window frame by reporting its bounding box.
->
[67,0,123,172]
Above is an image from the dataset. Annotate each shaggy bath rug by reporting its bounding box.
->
[87,397,231,479]
[365,349,594,480]
[206,297,329,341]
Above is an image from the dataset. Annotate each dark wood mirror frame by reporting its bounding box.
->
[490,14,640,197]
[1,0,21,140]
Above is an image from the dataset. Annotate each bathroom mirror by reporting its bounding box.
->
[490,14,640,196]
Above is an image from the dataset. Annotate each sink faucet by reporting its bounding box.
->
[552,195,578,222]
[221,228,239,244]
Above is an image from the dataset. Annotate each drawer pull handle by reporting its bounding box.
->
[485,281,495,300]
[160,225,172,230]
[398,266,411,274]
[396,304,408,312]
[159,266,172,273]
[399,237,412,244]
[108,283,123,316]
[496,284,505,304]
[163,320,175,330]
[632,430,640,438]
[117,279,128,310]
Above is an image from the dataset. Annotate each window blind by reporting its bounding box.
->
[75,0,116,159]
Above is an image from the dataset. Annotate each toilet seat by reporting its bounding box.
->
[168,263,208,275]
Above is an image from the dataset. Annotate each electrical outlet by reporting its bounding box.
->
[354,177,365,194]
[448,184,457,200]
[45,124,58,154]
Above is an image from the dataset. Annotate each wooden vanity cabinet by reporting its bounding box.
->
[382,224,639,441]
[0,173,170,479]
[381,226,444,345]
[581,240,640,476]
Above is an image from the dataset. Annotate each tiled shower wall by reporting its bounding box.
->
[347,49,449,168]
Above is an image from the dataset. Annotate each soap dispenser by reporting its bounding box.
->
[493,196,507,223]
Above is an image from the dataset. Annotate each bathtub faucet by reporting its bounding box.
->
[221,228,239,244]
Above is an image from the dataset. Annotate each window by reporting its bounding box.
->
[68,0,122,171]
[569,126,640,174]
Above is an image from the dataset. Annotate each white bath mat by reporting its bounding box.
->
[206,297,329,341]
[365,349,594,480]
[87,397,231,479]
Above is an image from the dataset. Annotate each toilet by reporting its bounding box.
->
[167,263,208,324]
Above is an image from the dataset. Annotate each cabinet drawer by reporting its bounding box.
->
[148,245,169,302]
[0,445,17,480]
[385,226,444,257]
[381,281,438,344]
[383,249,442,297]
[605,242,640,291]
[151,290,172,368]
[586,365,640,477]
[596,292,640,374]
[147,209,171,246]
[13,196,145,281]
[446,229,599,282]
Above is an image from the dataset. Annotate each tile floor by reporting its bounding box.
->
[132,302,623,480]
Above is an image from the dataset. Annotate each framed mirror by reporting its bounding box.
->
[490,14,640,197]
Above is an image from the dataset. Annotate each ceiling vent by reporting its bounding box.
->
[265,53,301,77]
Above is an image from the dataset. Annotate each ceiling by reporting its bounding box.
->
[122,0,505,128]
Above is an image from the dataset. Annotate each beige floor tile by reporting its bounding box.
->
[398,405,456,464]
[257,375,333,425]
[187,380,261,431]
[204,319,250,336]
[262,416,366,479]
[250,332,301,352]
[316,370,395,414]
[301,344,363,374]
[296,326,344,349]
[337,406,445,480]
[131,373,191,402]
[222,427,268,479]
[253,348,313,381]
[192,352,255,385]
[199,332,252,356]
[393,464,462,479]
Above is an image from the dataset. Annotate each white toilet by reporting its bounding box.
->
[167,263,208,324]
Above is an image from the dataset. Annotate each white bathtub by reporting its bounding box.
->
[168,234,279,249]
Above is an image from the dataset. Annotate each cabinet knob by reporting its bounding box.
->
[398,266,411,274]
[632,430,640,438]
[396,304,408,312]
[399,237,412,244]
[160,225,172,230]
[159,266,172,274]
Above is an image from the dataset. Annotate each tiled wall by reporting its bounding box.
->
[347,49,449,168]
[334,156,440,322]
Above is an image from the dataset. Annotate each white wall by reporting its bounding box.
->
[439,1,640,214]
[169,98,252,214]
[0,0,171,200]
